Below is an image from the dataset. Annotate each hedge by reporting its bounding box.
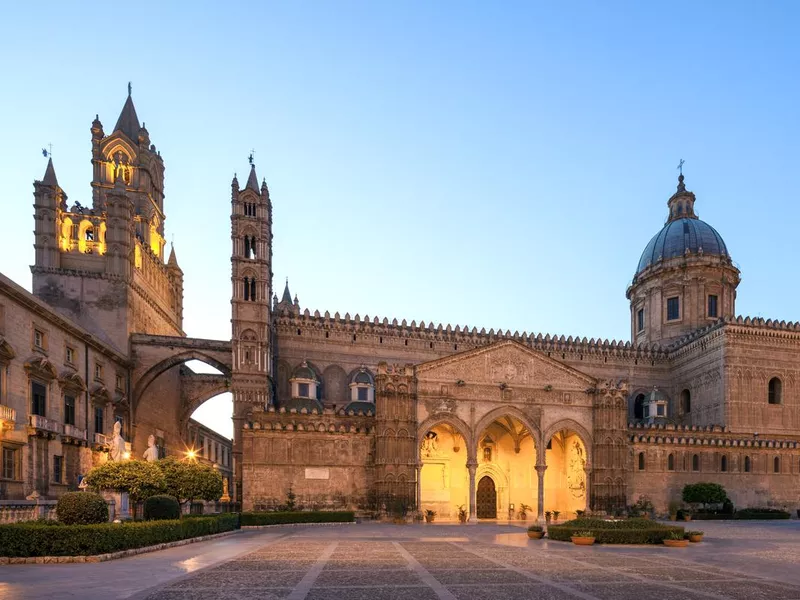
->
[734,508,791,520]
[0,513,240,557]
[547,518,684,545]
[143,495,181,521]
[240,511,354,526]
[56,492,109,525]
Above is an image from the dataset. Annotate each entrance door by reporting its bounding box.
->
[476,476,497,519]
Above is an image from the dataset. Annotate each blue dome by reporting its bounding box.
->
[636,217,729,276]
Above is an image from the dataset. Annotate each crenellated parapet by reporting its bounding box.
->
[274,309,671,361]
[629,421,800,449]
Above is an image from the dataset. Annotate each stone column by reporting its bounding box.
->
[535,464,547,522]
[467,459,478,523]
[584,465,592,512]
[414,463,422,512]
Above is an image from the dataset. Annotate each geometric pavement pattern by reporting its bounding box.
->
[144,533,800,600]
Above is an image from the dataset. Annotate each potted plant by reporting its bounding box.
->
[571,531,595,545]
[553,510,560,522]
[663,531,690,548]
[424,509,436,523]
[545,511,552,524]
[677,508,693,522]
[527,524,544,539]
[518,503,532,520]
[686,531,704,543]
[457,504,468,524]
[668,500,680,521]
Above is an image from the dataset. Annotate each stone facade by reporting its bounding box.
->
[1,93,798,517]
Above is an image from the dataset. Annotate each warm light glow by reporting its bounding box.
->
[134,243,143,269]
[185,449,197,461]
[97,221,107,255]
[59,215,73,251]
[78,220,94,254]
[149,222,162,257]
[123,451,131,460]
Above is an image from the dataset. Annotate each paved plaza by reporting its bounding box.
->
[3,521,800,600]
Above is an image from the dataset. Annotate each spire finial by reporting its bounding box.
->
[248,149,255,166]
[677,158,685,176]
[128,81,132,97]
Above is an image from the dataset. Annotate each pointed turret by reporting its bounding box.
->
[246,164,259,192]
[167,244,180,269]
[41,158,59,187]
[281,279,292,304]
[114,85,141,141]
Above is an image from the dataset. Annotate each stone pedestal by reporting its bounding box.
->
[102,491,131,521]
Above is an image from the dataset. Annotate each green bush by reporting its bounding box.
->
[240,511,354,526]
[734,508,791,520]
[682,482,728,507]
[157,457,224,504]
[56,492,109,525]
[547,518,684,544]
[83,460,166,503]
[143,495,181,521]
[0,514,240,557]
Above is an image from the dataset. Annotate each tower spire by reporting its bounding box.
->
[114,85,141,140]
[41,157,59,187]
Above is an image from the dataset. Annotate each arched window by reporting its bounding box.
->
[692,454,700,472]
[721,455,727,472]
[633,394,645,420]
[681,389,691,414]
[768,377,782,404]
[638,452,645,471]
[250,278,256,301]
[349,368,375,402]
[744,456,751,472]
[774,456,780,473]
[244,236,257,259]
[667,454,674,471]
[243,277,250,301]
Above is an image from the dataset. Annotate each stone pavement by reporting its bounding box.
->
[4,521,800,600]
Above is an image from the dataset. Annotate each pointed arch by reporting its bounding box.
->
[417,414,473,461]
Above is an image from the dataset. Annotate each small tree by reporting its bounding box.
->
[682,482,728,510]
[84,459,166,504]
[157,457,224,506]
[286,486,297,511]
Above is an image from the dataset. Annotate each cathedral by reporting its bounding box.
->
[1,91,799,521]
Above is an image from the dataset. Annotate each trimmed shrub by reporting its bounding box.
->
[157,457,224,504]
[56,492,109,525]
[734,508,791,520]
[0,513,240,557]
[547,518,684,545]
[143,495,181,521]
[682,482,728,507]
[83,460,166,503]
[240,511,354,526]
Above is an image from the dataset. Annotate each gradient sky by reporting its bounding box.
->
[2,1,799,439]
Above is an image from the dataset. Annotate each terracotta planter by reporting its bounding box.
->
[392,518,406,525]
[663,539,689,548]
[459,516,467,524]
[424,517,434,523]
[683,515,692,522]
[571,536,595,546]
[688,534,704,543]
[527,531,544,539]
[669,514,677,521]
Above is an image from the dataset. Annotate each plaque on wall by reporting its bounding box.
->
[305,467,330,480]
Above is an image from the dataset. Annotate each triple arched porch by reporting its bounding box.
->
[417,409,592,522]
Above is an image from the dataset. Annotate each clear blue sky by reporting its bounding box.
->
[2,1,799,439]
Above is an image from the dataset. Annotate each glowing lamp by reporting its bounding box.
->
[123,452,131,460]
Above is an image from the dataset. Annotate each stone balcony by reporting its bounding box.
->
[93,432,109,447]
[0,404,15,430]
[28,414,63,438]
[63,423,87,444]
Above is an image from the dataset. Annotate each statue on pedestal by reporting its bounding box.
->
[109,421,127,462]
[143,434,159,462]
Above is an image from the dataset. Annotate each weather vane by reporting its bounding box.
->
[248,149,255,166]
[677,158,685,175]
[128,81,132,96]
[41,143,53,158]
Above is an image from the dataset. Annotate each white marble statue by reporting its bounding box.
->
[109,421,127,462]
[143,434,158,462]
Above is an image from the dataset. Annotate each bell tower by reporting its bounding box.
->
[230,159,273,500]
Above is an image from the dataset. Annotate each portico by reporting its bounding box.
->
[415,340,595,521]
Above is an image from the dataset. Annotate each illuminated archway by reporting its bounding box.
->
[474,414,537,520]
[544,428,588,517]
[418,423,469,520]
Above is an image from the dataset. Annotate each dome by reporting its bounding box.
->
[353,370,372,385]
[636,217,729,276]
[292,361,317,381]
